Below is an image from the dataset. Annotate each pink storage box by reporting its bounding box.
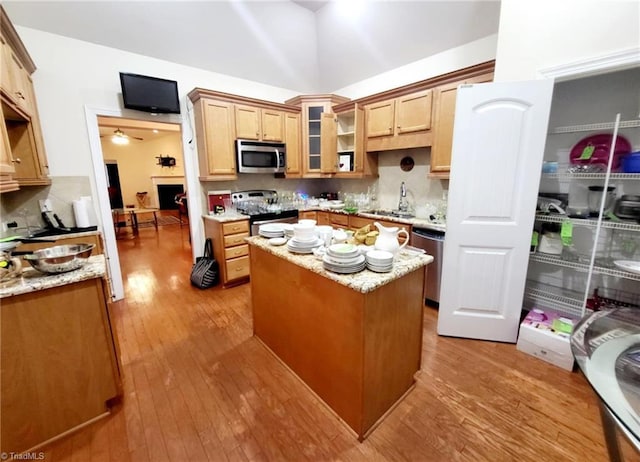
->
[516,308,577,371]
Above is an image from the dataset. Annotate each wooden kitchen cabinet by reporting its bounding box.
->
[189,88,300,181]
[235,104,284,142]
[299,210,317,221]
[430,71,494,178]
[285,94,349,178]
[191,97,237,181]
[284,112,301,176]
[0,7,50,191]
[1,276,122,453]
[320,102,378,179]
[365,90,432,152]
[0,100,18,193]
[204,217,250,287]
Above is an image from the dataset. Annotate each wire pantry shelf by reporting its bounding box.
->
[535,214,640,232]
[549,119,640,134]
[541,172,640,180]
[524,281,585,317]
[529,253,640,282]
[591,287,640,310]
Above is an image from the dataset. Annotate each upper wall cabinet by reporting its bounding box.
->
[0,7,50,192]
[430,71,494,179]
[284,112,301,177]
[235,105,284,142]
[355,61,495,169]
[285,94,349,178]
[188,89,300,181]
[322,101,377,179]
[365,90,433,152]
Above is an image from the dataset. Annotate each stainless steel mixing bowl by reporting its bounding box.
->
[23,244,95,274]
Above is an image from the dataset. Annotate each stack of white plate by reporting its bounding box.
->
[365,250,394,273]
[323,243,366,274]
[259,223,285,238]
[282,224,295,239]
[287,236,323,254]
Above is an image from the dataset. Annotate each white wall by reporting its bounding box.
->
[332,34,498,98]
[316,2,500,92]
[494,0,640,81]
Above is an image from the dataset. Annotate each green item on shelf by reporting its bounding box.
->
[552,318,573,334]
[561,220,573,246]
[578,144,595,160]
[531,231,539,246]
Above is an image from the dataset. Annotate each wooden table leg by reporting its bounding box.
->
[130,211,139,236]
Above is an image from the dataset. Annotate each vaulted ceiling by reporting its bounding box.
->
[3,1,501,93]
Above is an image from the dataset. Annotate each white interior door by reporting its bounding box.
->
[437,79,554,343]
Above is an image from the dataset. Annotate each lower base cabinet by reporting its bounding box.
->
[1,277,122,453]
[204,217,250,287]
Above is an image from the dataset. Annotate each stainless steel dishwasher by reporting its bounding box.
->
[411,227,445,305]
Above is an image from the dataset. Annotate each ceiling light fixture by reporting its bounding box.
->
[111,129,130,145]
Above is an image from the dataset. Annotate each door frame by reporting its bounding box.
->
[84,106,192,300]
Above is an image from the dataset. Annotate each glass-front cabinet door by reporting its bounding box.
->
[285,94,349,178]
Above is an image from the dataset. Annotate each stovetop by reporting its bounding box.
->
[232,189,298,218]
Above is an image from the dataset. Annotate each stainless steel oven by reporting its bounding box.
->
[231,190,298,235]
[250,214,298,235]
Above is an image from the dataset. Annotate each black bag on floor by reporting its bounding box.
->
[190,238,219,289]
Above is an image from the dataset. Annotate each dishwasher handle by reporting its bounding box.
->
[412,227,445,240]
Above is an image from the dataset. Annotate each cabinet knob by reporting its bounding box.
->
[397,125,401,129]
[11,158,21,164]
[15,91,25,100]
[256,132,260,136]
[388,127,392,132]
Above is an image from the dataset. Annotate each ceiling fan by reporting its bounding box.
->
[101,128,143,145]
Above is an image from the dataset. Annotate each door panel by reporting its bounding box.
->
[437,79,554,343]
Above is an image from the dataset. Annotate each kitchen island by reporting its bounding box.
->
[0,255,122,454]
[247,236,433,440]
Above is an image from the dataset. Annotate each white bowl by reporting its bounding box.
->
[297,219,317,228]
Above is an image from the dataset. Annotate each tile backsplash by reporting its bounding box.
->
[0,176,92,236]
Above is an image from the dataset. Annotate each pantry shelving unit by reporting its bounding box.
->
[524,70,640,320]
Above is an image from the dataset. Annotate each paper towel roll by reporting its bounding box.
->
[80,196,98,226]
[73,200,90,228]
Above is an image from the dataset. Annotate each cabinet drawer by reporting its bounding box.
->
[349,216,373,230]
[330,213,349,227]
[225,244,248,260]
[299,211,317,220]
[316,212,330,226]
[223,232,249,247]
[226,256,250,280]
[222,220,249,235]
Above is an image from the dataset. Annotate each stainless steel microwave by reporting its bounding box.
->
[236,140,286,174]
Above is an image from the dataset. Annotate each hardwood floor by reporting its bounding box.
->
[38,223,624,461]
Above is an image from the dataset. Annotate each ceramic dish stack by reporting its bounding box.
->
[287,236,323,254]
[259,223,285,238]
[282,224,295,239]
[365,250,394,273]
[323,243,366,274]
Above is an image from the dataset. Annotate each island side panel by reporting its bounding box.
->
[1,278,119,453]
[362,268,424,434]
[250,246,365,434]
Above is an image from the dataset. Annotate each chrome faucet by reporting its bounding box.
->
[398,182,408,212]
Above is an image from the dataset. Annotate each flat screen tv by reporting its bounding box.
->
[119,72,181,114]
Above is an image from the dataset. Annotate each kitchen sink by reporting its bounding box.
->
[362,210,416,219]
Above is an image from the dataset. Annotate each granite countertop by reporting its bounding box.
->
[202,213,249,223]
[0,254,107,298]
[246,236,433,294]
[301,207,447,233]
[202,208,445,232]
